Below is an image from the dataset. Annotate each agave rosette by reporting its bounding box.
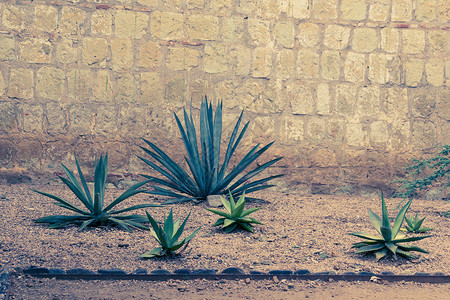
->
[403,213,433,233]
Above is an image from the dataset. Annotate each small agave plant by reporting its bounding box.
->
[140,209,200,258]
[207,192,262,233]
[34,154,161,232]
[138,97,283,204]
[349,193,432,260]
[402,213,433,233]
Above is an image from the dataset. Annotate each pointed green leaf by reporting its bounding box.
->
[375,248,389,261]
[392,199,412,238]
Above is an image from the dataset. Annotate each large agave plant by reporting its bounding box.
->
[34,154,161,232]
[138,97,283,204]
[349,193,432,260]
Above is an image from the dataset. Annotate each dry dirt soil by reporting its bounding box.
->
[1,183,449,299]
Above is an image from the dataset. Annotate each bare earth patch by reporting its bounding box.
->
[1,184,449,299]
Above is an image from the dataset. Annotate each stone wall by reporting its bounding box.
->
[0,0,449,195]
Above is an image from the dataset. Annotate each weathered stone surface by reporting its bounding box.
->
[410,88,435,118]
[369,0,390,21]
[166,47,199,70]
[380,28,399,53]
[370,121,388,145]
[286,0,310,19]
[34,5,58,32]
[82,37,108,67]
[248,18,270,46]
[69,104,93,135]
[210,0,233,14]
[19,38,52,63]
[2,5,25,30]
[67,69,91,101]
[150,11,183,40]
[324,25,350,50]
[7,69,34,99]
[344,52,365,83]
[437,89,450,120]
[111,39,133,70]
[231,45,250,75]
[297,23,321,48]
[45,104,68,135]
[140,72,163,104]
[312,0,338,19]
[405,58,424,87]
[425,58,444,86]
[357,86,380,116]
[222,17,244,41]
[416,0,437,21]
[56,39,78,64]
[59,7,87,35]
[0,103,18,133]
[115,10,148,38]
[92,70,113,102]
[0,35,15,61]
[352,28,378,52]
[0,139,15,168]
[412,120,436,149]
[0,72,5,96]
[274,22,294,49]
[36,67,65,100]
[306,118,327,143]
[341,0,366,20]
[368,53,387,84]
[335,84,357,116]
[321,51,341,81]
[207,195,223,207]
[165,78,186,106]
[138,41,160,69]
[288,81,314,115]
[21,104,43,133]
[204,44,228,73]
[118,106,148,136]
[296,49,319,79]
[442,123,450,144]
[116,74,136,103]
[392,0,413,21]
[91,10,112,35]
[186,14,219,40]
[282,116,304,142]
[402,30,425,54]
[346,123,367,147]
[428,31,447,53]
[385,87,409,120]
[252,47,272,78]
[94,105,118,135]
[316,83,330,115]
[255,0,282,19]
[438,0,450,22]
[15,139,43,169]
[276,49,294,80]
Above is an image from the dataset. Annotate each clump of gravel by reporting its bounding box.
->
[1,183,449,275]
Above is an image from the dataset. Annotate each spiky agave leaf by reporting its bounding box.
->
[349,193,432,260]
[140,209,200,258]
[139,97,283,204]
[402,213,433,233]
[34,154,161,232]
[207,192,262,233]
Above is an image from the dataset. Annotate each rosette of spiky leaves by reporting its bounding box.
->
[140,209,200,258]
[34,154,161,232]
[349,193,432,260]
[207,192,262,233]
[138,97,283,204]
[402,213,433,233]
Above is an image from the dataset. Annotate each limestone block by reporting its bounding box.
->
[167,47,200,70]
[45,104,68,135]
[405,58,424,87]
[115,74,136,103]
[138,41,160,69]
[370,121,388,145]
[346,123,367,147]
[215,80,239,108]
[306,118,326,143]
[385,87,409,120]
[369,0,390,21]
[324,25,350,50]
[437,89,450,120]
[357,86,380,116]
[92,70,113,103]
[288,81,314,115]
[0,139,15,168]
[115,10,148,39]
[411,88,435,118]
[36,67,65,101]
[402,30,425,54]
[0,72,4,96]
[94,105,118,135]
[282,116,304,142]
[7,68,34,99]
[211,0,233,15]
[442,123,450,145]
[111,39,133,70]
[275,22,294,48]
[426,58,444,87]
[165,78,186,106]
[386,56,402,85]
[415,0,437,21]
[248,18,271,46]
[0,102,18,133]
[207,195,223,207]
[328,119,345,142]
[34,5,57,32]
[252,47,272,77]
[0,35,15,60]
[21,104,43,133]
[352,28,378,52]
[388,120,410,150]
[204,44,228,73]
[186,15,219,40]
[297,23,321,48]
[67,69,91,101]
[321,50,341,81]
[222,17,244,41]
[344,52,365,83]
[255,0,282,19]
[335,84,357,116]
[237,79,282,113]
[140,72,163,105]
[187,0,205,9]
[150,11,183,40]
[91,11,112,35]
[276,49,294,80]
[341,0,367,20]
[2,5,25,30]
[56,39,78,64]
[69,104,93,135]
[237,0,256,14]
[312,0,338,19]
[392,0,413,21]
[231,45,250,75]
[438,0,450,22]
[249,116,275,144]
[368,53,387,84]
[119,106,148,137]
[164,0,183,8]
[19,38,52,63]
[428,31,447,53]
[316,83,330,115]
[82,37,108,67]
[310,149,338,167]
[286,0,310,19]
[412,120,436,149]
[59,7,87,35]
[380,28,399,53]
[296,49,319,79]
